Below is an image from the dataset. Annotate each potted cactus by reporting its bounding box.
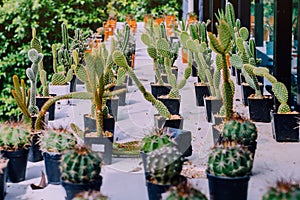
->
[73,190,108,200]
[38,127,77,184]
[206,141,253,200]
[146,146,184,200]
[60,145,102,200]
[0,122,31,183]
[262,179,300,200]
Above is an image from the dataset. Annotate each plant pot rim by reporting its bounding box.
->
[150,82,171,87]
[194,82,209,86]
[206,170,250,180]
[248,94,273,99]
[61,175,103,185]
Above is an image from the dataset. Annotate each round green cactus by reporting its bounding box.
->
[38,127,76,153]
[0,122,31,151]
[263,180,300,200]
[207,141,253,177]
[141,129,175,153]
[73,190,107,200]
[222,118,257,145]
[60,145,101,183]
[146,146,183,185]
[166,183,208,200]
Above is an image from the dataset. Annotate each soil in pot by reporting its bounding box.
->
[154,114,183,129]
[150,82,171,99]
[194,83,210,106]
[43,152,62,185]
[61,175,102,200]
[2,148,29,183]
[206,171,250,200]
[157,95,180,115]
[204,97,223,123]
[241,82,264,106]
[271,112,300,142]
[248,95,274,122]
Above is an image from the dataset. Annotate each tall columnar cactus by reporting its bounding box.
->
[112,50,171,119]
[60,145,101,183]
[222,117,257,145]
[146,146,183,185]
[208,20,233,120]
[253,67,291,113]
[207,141,253,177]
[58,23,72,69]
[11,75,31,122]
[263,180,300,200]
[26,48,43,115]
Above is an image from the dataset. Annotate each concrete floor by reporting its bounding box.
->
[5,22,300,200]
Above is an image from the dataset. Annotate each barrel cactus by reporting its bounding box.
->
[141,129,175,153]
[207,141,253,177]
[146,146,183,185]
[221,117,257,145]
[166,183,207,200]
[263,180,300,200]
[38,127,77,154]
[60,145,101,183]
[73,190,107,200]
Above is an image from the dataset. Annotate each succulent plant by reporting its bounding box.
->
[0,122,31,151]
[263,180,300,200]
[73,190,108,200]
[221,117,257,145]
[26,48,43,115]
[166,181,207,200]
[60,145,101,183]
[146,146,183,185]
[112,50,171,119]
[11,75,31,123]
[38,127,77,154]
[207,141,253,177]
[141,128,175,153]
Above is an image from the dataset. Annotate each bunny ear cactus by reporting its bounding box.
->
[263,180,300,200]
[146,146,183,185]
[208,20,234,120]
[26,48,43,115]
[112,50,171,119]
[207,141,253,177]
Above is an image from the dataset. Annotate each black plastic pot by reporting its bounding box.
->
[28,132,44,162]
[43,152,62,185]
[204,97,223,123]
[146,180,171,200]
[70,74,77,93]
[154,114,183,129]
[241,83,264,106]
[194,83,210,106]
[192,61,198,77]
[231,66,236,76]
[61,176,102,200]
[2,148,29,183]
[83,114,115,133]
[0,166,7,200]
[110,84,127,106]
[106,97,119,121]
[206,171,250,200]
[157,96,180,115]
[150,82,171,99]
[36,95,56,121]
[155,67,178,84]
[212,125,222,145]
[236,69,242,85]
[271,112,300,142]
[248,95,274,122]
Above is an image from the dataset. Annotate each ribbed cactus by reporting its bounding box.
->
[38,127,77,153]
[141,129,175,153]
[70,28,87,65]
[221,117,257,145]
[58,23,72,69]
[11,75,31,123]
[146,146,183,185]
[208,20,233,120]
[112,50,171,119]
[26,48,43,115]
[60,145,101,183]
[166,183,208,200]
[207,141,253,177]
[252,67,291,113]
[263,180,300,200]
[73,190,108,200]
[0,122,31,151]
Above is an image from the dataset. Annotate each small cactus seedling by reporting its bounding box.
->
[0,122,31,151]
[73,190,108,200]
[263,180,300,200]
[38,127,77,154]
[60,145,102,183]
[166,181,208,200]
[146,146,183,185]
[207,141,253,177]
[26,48,44,115]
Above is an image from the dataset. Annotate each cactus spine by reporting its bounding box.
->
[146,146,183,185]
[60,145,101,183]
[263,180,300,200]
[166,182,208,200]
[26,48,43,115]
[141,129,174,153]
[207,141,253,177]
